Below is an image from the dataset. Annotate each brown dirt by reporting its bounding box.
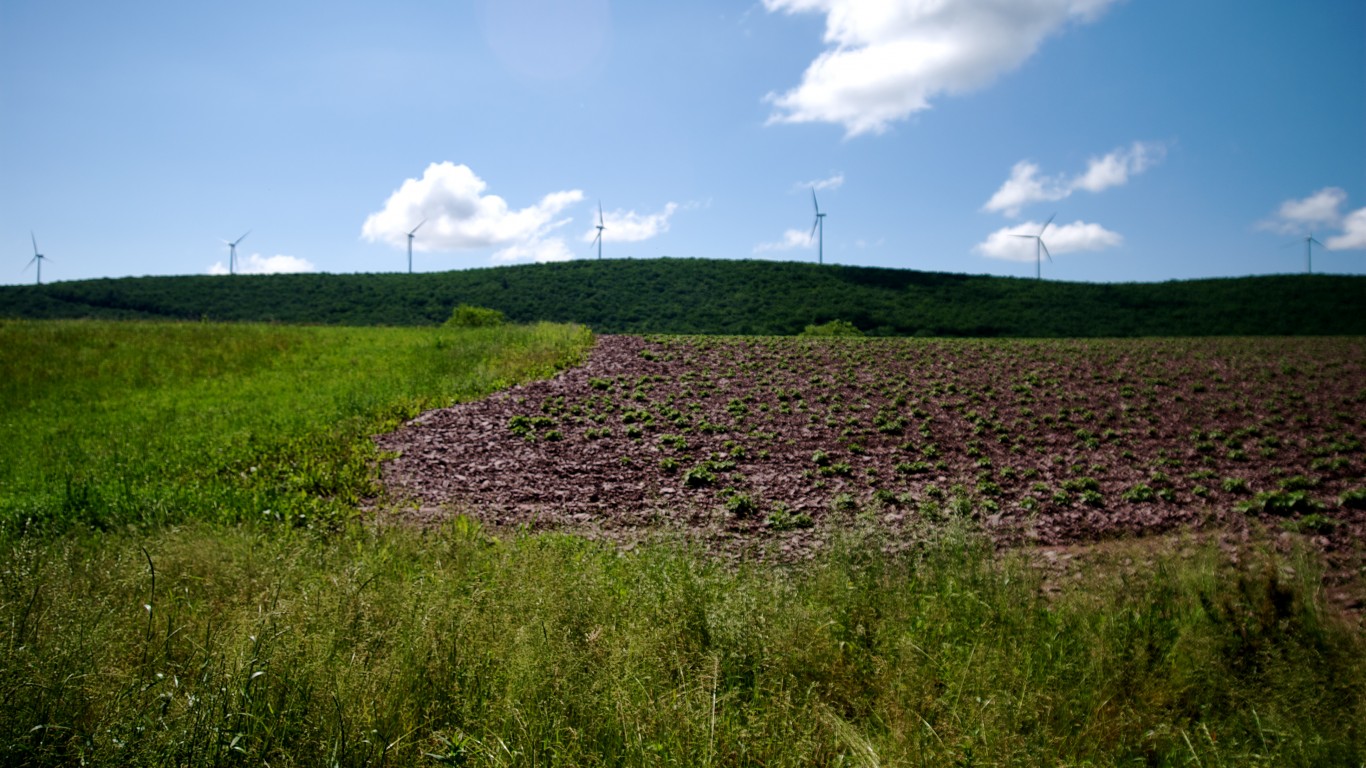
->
[375,335,1366,597]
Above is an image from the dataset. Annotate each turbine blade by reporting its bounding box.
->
[1041,240,1053,262]
[812,188,820,215]
[1010,234,1033,239]
[31,231,38,256]
[810,219,819,241]
[598,200,604,226]
[1039,213,1056,236]
[410,218,427,236]
[24,256,36,271]
[234,230,250,246]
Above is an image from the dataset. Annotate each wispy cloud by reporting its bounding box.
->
[208,253,317,275]
[361,162,583,263]
[1260,187,1348,234]
[983,142,1165,217]
[975,219,1122,262]
[762,0,1120,137]
[754,228,815,254]
[796,173,845,192]
[491,238,576,263]
[582,202,681,244]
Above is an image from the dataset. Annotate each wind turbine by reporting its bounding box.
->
[223,230,250,275]
[1301,233,1325,274]
[810,189,826,265]
[26,232,48,285]
[406,218,426,274]
[1012,213,1056,280]
[591,202,606,260]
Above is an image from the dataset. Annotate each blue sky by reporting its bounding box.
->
[2,0,1363,286]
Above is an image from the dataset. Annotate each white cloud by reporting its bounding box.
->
[762,0,1119,137]
[983,142,1165,216]
[361,162,584,259]
[798,173,845,192]
[981,161,1069,217]
[1326,207,1366,251]
[754,228,816,253]
[491,238,576,264]
[208,253,317,275]
[974,219,1122,261]
[1261,187,1348,234]
[1072,142,1165,193]
[583,202,680,244]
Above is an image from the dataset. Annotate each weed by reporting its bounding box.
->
[1122,484,1156,503]
[724,492,760,518]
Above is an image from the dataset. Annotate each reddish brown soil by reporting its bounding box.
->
[377,335,1365,577]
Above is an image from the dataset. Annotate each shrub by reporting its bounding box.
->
[444,303,506,328]
[799,319,865,338]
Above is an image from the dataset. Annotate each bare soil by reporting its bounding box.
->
[376,335,1365,598]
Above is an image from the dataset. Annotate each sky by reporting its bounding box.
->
[1,0,1363,286]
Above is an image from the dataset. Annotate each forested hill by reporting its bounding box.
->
[3,258,1364,337]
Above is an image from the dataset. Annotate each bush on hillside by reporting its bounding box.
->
[800,319,864,338]
[445,304,506,328]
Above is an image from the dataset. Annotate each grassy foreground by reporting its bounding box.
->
[1,321,1363,766]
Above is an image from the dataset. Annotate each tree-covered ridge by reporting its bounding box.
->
[2,258,1364,336]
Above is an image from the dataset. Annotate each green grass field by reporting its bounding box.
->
[1,320,1363,766]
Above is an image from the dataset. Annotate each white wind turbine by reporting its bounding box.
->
[26,232,49,285]
[223,230,250,275]
[591,202,606,260]
[406,218,426,274]
[1012,213,1056,280]
[810,189,826,265]
[1301,233,1325,274]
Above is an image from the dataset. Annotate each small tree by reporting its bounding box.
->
[799,319,864,338]
[444,304,506,328]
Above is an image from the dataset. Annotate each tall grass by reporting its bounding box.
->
[0,319,592,533]
[2,521,1362,766]
[1,320,1362,765]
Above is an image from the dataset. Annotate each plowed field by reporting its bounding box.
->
[378,335,1365,568]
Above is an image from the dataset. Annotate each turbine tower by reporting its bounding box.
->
[1011,213,1056,280]
[26,232,48,285]
[223,230,250,275]
[810,189,826,265]
[1303,233,1325,274]
[592,202,606,260]
[406,218,426,274]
